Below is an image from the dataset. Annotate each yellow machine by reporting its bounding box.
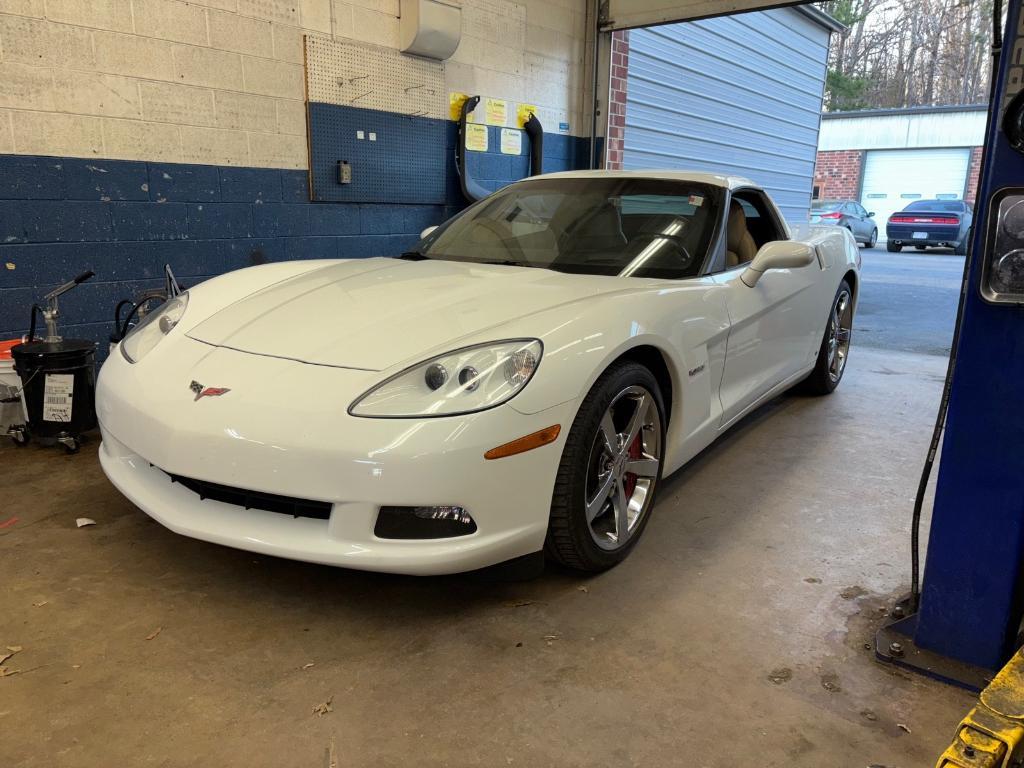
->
[937,649,1024,767]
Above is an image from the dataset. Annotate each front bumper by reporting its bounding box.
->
[97,340,573,575]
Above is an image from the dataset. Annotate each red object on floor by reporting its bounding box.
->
[0,339,23,360]
[0,517,19,529]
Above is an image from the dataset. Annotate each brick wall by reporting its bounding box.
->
[965,145,984,204]
[813,150,863,200]
[606,30,629,171]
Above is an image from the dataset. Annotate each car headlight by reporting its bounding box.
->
[120,293,189,363]
[349,339,543,418]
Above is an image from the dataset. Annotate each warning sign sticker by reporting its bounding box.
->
[43,373,74,422]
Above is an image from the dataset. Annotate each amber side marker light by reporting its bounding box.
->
[484,425,561,460]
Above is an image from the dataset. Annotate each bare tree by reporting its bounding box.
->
[817,0,994,111]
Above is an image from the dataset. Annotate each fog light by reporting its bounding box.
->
[374,505,477,539]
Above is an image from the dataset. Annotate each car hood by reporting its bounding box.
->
[186,257,628,370]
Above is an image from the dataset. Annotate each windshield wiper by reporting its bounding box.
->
[479,259,529,267]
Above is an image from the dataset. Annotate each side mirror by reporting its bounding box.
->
[420,225,438,240]
[741,241,816,287]
[867,212,875,218]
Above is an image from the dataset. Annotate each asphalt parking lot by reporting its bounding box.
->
[854,245,965,357]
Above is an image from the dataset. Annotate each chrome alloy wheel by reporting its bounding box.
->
[584,385,662,551]
[827,288,854,383]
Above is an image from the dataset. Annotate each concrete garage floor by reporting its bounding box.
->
[2,250,976,767]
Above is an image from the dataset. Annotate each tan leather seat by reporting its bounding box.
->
[726,201,757,268]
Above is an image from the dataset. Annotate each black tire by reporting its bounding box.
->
[954,238,968,256]
[799,280,854,396]
[545,361,665,572]
[868,228,878,248]
[886,241,902,253]
[915,245,928,251]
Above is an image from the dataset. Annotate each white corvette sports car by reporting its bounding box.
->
[97,171,859,575]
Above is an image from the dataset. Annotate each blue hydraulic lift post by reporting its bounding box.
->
[876,0,1024,686]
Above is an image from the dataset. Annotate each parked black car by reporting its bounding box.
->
[811,200,878,247]
[886,199,973,255]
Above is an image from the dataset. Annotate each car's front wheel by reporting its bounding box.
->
[867,228,878,248]
[546,362,665,572]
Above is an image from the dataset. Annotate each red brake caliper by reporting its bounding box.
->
[623,433,643,498]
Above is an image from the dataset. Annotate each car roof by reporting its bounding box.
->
[534,169,759,191]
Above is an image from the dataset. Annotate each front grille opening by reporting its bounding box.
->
[374,506,477,539]
[164,471,332,520]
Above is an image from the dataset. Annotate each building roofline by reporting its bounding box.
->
[794,5,847,34]
[822,104,989,119]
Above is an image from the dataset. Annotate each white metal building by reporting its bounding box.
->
[815,106,988,233]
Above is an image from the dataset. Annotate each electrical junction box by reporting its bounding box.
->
[400,0,461,61]
[338,161,352,185]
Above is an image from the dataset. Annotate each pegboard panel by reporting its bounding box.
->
[305,35,447,203]
[305,35,444,119]
[307,103,448,203]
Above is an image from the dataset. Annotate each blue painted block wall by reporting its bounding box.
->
[0,123,592,361]
[0,155,445,356]
[458,124,591,194]
[306,102,592,204]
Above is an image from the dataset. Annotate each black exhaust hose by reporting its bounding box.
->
[27,304,43,343]
[114,290,171,342]
[456,95,490,203]
[111,299,134,342]
[524,112,543,176]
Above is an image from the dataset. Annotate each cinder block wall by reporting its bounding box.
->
[0,0,590,351]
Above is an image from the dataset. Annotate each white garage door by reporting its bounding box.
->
[860,148,971,240]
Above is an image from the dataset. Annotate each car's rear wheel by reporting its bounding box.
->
[887,241,902,253]
[799,280,854,396]
[545,362,665,572]
[955,237,968,256]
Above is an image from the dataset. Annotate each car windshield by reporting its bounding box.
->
[811,202,843,212]
[414,178,724,279]
[904,200,964,212]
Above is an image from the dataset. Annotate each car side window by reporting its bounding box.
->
[731,189,786,250]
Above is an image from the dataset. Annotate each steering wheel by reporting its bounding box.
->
[466,217,527,263]
[628,232,695,272]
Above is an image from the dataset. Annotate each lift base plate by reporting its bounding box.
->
[876,613,994,692]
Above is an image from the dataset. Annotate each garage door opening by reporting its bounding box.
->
[861,147,972,240]
[606,6,841,225]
